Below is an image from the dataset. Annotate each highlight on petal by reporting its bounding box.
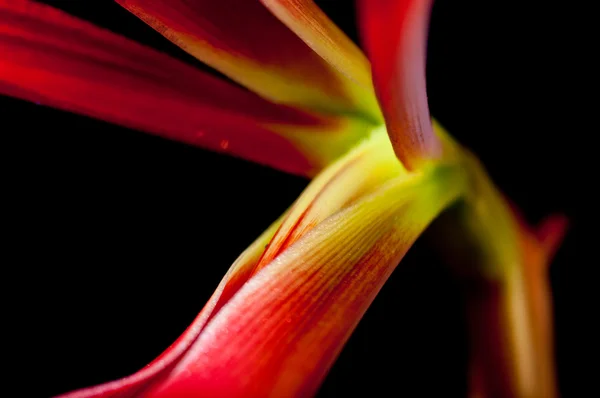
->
[358,0,442,169]
[260,0,374,90]
[59,213,287,398]
[117,0,382,122]
[60,128,466,397]
[0,0,371,176]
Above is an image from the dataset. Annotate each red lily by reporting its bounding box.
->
[0,1,566,397]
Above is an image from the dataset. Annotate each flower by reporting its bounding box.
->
[0,1,566,397]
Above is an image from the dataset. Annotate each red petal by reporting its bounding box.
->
[58,214,287,398]
[59,127,397,397]
[59,130,464,397]
[358,0,442,169]
[131,164,463,397]
[117,0,381,122]
[0,0,360,176]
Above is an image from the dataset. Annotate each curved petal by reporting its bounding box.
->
[59,127,465,397]
[59,127,399,398]
[358,0,442,169]
[58,213,287,398]
[0,0,368,176]
[117,0,381,122]
[138,163,465,397]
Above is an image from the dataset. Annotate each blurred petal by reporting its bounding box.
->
[517,220,559,398]
[0,0,369,176]
[429,130,563,397]
[465,214,561,398]
[358,0,442,169]
[497,208,565,398]
[140,162,464,398]
[535,214,568,260]
[117,0,381,122]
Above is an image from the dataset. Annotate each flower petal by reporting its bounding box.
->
[58,213,287,398]
[0,0,367,176]
[358,0,442,169]
[260,0,374,90]
[117,0,381,122]
[133,165,465,397]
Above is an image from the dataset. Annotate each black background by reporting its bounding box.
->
[4,1,589,396]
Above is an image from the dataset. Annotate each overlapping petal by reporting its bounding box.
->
[255,127,405,270]
[117,0,381,122]
[358,0,442,169]
[0,0,369,176]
